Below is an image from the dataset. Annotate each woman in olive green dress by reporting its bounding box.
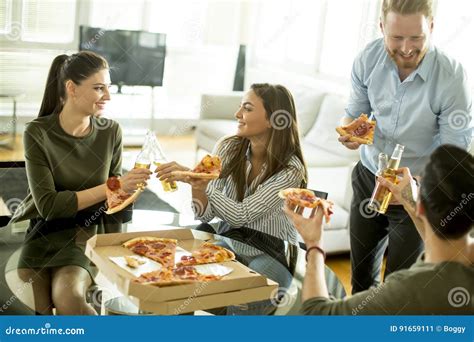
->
[10,51,150,315]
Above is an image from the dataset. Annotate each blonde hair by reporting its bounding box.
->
[382,0,433,22]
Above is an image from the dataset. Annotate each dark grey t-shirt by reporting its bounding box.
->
[302,255,474,315]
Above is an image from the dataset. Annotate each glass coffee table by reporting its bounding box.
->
[1,209,346,315]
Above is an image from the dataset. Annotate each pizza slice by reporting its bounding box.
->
[105,176,142,214]
[122,237,177,268]
[177,242,235,266]
[336,113,376,145]
[171,155,222,180]
[135,265,222,286]
[279,188,334,223]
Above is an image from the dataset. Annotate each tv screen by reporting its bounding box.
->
[79,26,166,88]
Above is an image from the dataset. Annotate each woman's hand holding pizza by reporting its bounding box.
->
[155,161,211,190]
[283,200,324,248]
[156,155,221,191]
[157,164,210,191]
[155,161,190,183]
[121,168,151,193]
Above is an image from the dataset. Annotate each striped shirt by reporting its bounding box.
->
[194,137,305,244]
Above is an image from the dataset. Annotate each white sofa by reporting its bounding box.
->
[195,86,360,253]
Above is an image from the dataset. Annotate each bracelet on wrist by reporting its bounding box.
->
[306,245,326,262]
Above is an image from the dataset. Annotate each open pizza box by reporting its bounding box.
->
[85,228,278,315]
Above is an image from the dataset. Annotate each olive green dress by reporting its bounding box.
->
[11,113,126,278]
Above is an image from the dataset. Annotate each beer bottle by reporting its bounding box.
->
[368,144,404,214]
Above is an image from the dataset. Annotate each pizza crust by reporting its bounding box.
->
[170,170,220,180]
[177,242,235,266]
[135,266,222,286]
[202,242,236,261]
[348,136,373,145]
[105,189,143,215]
[336,114,376,145]
[122,236,177,248]
[336,126,374,145]
[278,188,319,208]
[280,188,335,223]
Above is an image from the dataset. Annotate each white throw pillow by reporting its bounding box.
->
[292,88,325,136]
[304,94,360,159]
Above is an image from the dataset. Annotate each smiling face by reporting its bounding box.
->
[381,12,433,71]
[235,89,271,140]
[67,69,111,116]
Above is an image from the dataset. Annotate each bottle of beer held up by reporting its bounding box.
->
[368,144,405,214]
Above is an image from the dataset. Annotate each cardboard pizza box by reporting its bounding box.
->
[85,228,278,313]
[132,282,278,315]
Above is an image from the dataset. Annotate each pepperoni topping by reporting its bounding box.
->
[151,242,166,250]
[174,266,195,276]
[353,123,369,137]
[131,245,148,254]
[181,255,196,262]
[301,193,316,203]
[106,176,121,191]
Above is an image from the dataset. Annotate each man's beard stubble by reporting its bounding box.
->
[387,47,428,69]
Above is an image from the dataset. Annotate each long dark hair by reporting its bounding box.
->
[420,144,474,239]
[221,83,308,201]
[38,51,109,117]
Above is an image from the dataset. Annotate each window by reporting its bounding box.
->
[251,0,382,79]
[0,0,77,44]
[433,0,474,87]
[21,0,77,43]
[319,0,380,78]
[146,0,208,47]
[88,0,145,31]
[252,0,325,71]
[0,0,78,120]
[0,0,13,34]
[87,0,241,120]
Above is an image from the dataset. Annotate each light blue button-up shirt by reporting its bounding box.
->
[345,38,472,175]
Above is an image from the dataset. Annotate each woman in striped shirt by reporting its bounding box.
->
[157,83,307,244]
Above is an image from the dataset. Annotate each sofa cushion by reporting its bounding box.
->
[200,93,243,120]
[304,94,360,161]
[302,142,354,168]
[196,119,237,152]
[292,88,325,136]
[197,119,236,141]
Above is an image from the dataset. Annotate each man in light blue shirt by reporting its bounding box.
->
[338,0,472,293]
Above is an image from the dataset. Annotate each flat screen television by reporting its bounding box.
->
[79,26,166,89]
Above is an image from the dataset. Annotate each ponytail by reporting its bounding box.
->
[38,51,109,117]
[38,54,68,117]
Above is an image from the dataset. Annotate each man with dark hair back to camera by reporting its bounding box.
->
[285,144,473,315]
[338,0,472,293]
